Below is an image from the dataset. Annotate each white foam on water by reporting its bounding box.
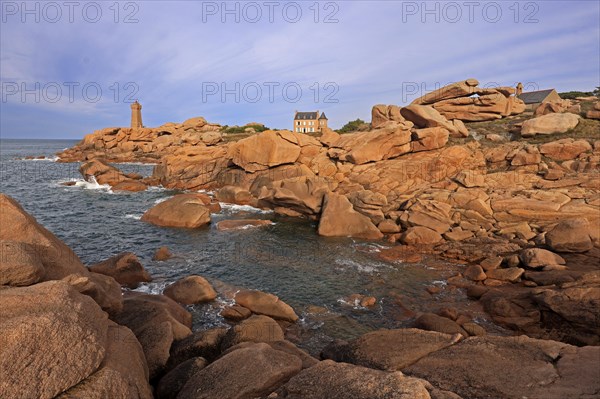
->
[356,242,388,254]
[133,281,169,295]
[153,197,169,204]
[66,177,113,193]
[239,222,274,230]
[124,214,142,220]
[116,161,159,166]
[431,280,448,286]
[23,155,59,162]
[219,203,273,214]
[147,186,169,192]
[336,297,370,310]
[334,258,386,274]
[220,221,276,231]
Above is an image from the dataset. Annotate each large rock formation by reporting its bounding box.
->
[57,117,222,163]
[409,79,525,122]
[328,121,413,165]
[228,130,305,172]
[411,78,480,105]
[400,104,460,136]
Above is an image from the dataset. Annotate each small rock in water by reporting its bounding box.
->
[153,246,172,261]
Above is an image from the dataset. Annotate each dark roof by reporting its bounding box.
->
[295,112,318,120]
[518,89,556,104]
[319,112,328,120]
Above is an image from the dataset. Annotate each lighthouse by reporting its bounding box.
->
[130,101,143,129]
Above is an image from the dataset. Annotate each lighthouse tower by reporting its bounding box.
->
[130,101,143,129]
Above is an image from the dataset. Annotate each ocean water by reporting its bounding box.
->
[0,139,492,352]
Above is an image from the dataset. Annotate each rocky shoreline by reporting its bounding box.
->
[2,192,599,398]
[2,79,600,398]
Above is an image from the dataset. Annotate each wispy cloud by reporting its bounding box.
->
[1,0,598,138]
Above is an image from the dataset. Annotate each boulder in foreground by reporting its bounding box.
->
[178,343,302,399]
[275,359,431,399]
[0,281,152,399]
[0,194,89,281]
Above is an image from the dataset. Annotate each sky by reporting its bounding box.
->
[1,0,599,139]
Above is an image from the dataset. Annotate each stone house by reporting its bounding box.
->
[518,89,561,111]
[293,111,328,133]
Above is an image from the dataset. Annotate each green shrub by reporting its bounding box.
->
[336,119,369,133]
[559,90,598,100]
[221,124,269,134]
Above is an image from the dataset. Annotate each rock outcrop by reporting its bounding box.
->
[328,121,413,165]
[57,117,222,163]
[228,130,306,172]
[410,79,526,122]
[318,193,384,240]
[79,159,147,192]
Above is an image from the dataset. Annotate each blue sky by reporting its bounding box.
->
[1,0,599,139]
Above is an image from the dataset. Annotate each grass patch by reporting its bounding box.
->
[466,99,599,146]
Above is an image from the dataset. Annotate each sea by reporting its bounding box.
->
[0,138,495,353]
